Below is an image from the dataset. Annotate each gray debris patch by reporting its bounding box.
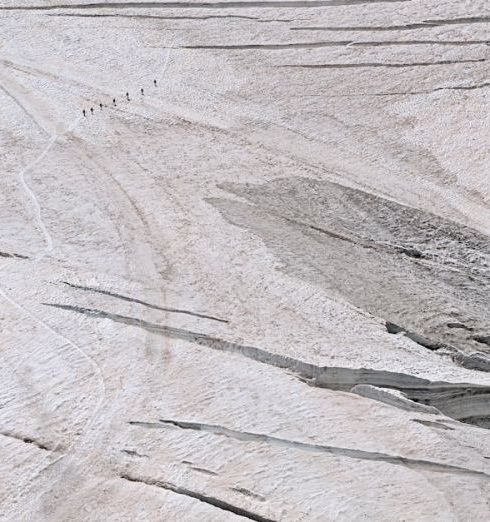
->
[208,177,490,355]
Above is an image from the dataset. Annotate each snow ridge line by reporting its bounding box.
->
[0,285,108,517]
[18,134,58,256]
[15,116,81,259]
[0,114,94,519]
[159,38,175,83]
[10,43,178,516]
[1,42,176,517]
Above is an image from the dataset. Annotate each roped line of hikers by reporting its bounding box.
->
[82,79,158,117]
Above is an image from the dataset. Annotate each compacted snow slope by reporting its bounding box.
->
[1,1,490,520]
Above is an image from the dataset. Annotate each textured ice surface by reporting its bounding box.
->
[1,1,490,520]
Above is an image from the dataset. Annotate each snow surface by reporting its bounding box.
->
[1,1,490,520]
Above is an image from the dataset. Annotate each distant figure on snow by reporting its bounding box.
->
[126,92,130,101]
[99,103,103,110]
[153,79,157,86]
[90,107,94,114]
[82,109,86,117]
[140,87,144,95]
[113,98,117,106]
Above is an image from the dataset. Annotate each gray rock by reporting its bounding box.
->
[453,351,490,372]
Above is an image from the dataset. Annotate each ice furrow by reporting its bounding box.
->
[0,431,53,452]
[290,17,490,32]
[279,58,487,69]
[129,418,490,478]
[181,40,490,50]
[119,472,277,522]
[43,302,490,425]
[0,0,410,12]
[62,281,229,323]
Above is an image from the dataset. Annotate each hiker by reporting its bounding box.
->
[153,79,157,86]
[113,98,116,106]
[82,109,86,117]
[126,92,130,101]
[140,87,144,95]
[99,103,103,110]
[90,107,94,114]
